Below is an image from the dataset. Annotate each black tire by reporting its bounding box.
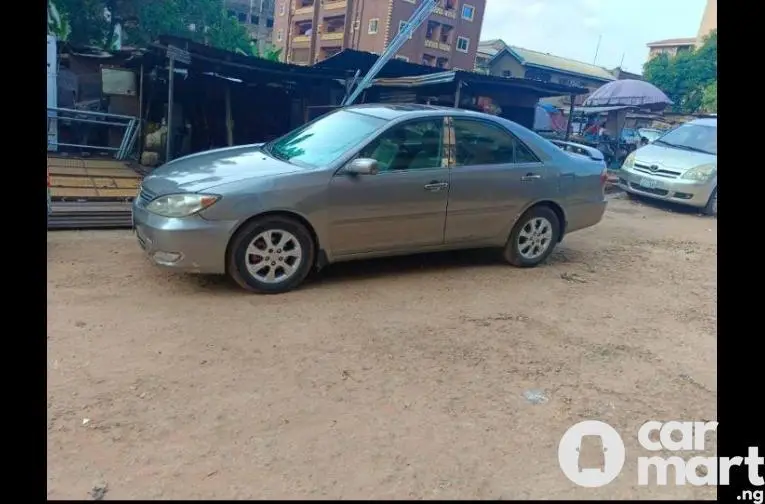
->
[227,216,315,294]
[502,206,561,268]
[701,187,717,217]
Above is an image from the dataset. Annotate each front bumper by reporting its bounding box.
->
[132,201,238,274]
[616,169,714,208]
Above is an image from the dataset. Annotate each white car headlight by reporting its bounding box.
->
[145,193,220,218]
[622,152,636,169]
[681,163,716,182]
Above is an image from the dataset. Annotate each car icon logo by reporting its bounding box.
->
[649,165,659,172]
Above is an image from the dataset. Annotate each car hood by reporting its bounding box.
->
[633,143,716,173]
[142,144,302,195]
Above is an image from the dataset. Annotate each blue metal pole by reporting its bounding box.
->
[342,0,438,106]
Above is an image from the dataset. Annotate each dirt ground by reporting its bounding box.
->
[47,195,717,500]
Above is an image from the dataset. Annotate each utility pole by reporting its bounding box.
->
[593,34,602,64]
[342,0,439,106]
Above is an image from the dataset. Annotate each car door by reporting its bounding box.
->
[326,116,450,257]
[444,117,553,244]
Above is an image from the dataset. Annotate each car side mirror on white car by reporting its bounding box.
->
[345,158,379,176]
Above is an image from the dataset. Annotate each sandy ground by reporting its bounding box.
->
[47,195,717,500]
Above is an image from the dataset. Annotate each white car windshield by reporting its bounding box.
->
[654,123,717,156]
[265,110,387,168]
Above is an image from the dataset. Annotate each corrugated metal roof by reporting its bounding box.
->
[477,39,616,82]
[574,105,633,114]
[646,37,697,47]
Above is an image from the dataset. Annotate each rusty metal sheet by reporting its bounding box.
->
[51,187,99,198]
[91,177,118,188]
[50,176,94,188]
[96,188,137,198]
[113,178,141,189]
[86,168,140,178]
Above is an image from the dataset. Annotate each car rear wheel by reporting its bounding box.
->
[227,216,315,294]
[502,206,561,268]
[701,187,717,217]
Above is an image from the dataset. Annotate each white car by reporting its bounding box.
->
[617,118,717,216]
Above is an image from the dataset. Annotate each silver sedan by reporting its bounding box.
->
[133,104,608,293]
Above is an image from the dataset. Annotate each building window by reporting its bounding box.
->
[502,70,512,78]
[266,18,274,28]
[276,29,283,41]
[353,20,360,31]
[456,36,470,53]
[402,0,415,3]
[368,18,379,34]
[395,55,409,62]
[398,20,413,39]
[461,4,475,21]
[279,2,285,15]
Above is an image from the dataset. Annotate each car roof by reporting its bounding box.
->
[345,103,488,121]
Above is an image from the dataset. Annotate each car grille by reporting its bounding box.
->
[633,162,681,179]
[137,187,157,207]
[629,182,669,196]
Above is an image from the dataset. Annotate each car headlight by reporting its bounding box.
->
[681,163,716,182]
[622,152,636,169]
[145,193,220,218]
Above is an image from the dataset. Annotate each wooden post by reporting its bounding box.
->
[165,56,175,162]
[225,85,233,146]
[137,63,144,159]
[565,94,575,141]
[453,80,463,108]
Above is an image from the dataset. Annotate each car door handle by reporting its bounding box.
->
[424,182,449,192]
[521,173,542,181]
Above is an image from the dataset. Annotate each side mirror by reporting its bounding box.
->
[345,158,379,176]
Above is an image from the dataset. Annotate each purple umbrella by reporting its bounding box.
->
[583,79,673,110]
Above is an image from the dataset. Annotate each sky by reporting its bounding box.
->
[480,0,707,75]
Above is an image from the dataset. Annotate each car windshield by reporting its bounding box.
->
[264,110,387,168]
[639,129,662,141]
[654,123,717,155]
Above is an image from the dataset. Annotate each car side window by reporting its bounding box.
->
[358,118,444,172]
[452,119,540,166]
[514,138,540,163]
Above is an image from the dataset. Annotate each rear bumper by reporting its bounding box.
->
[132,202,238,274]
[565,199,608,235]
[617,169,714,207]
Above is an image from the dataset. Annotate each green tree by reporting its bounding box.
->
[643,30,717,114]
[50,0,252,54]
[236,43,282,62]
[701,81,717,113]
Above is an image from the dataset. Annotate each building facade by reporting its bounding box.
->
[646,37,696,59]
[646,0,716,58]
[475,40,615,106]
[696,0,716,45]
[272,0,485,68]
[224,0,276,52]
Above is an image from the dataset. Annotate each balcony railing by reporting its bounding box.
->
[424,39,451,52]
[432,6,457,19]
[323,0,347,11]
[294,6,313,14]
[321,32,344,41]
[293,35,311,43]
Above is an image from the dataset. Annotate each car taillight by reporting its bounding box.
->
[600,168,608,187]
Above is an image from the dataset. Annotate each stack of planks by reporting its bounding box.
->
[47,156,142,229]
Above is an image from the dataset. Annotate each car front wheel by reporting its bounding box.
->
[502,206,561,267]
[701,187,717,217]
[227,216,315,294]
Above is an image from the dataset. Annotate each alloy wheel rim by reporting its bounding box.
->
[517,217,553,260]
[245,229,303,284]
